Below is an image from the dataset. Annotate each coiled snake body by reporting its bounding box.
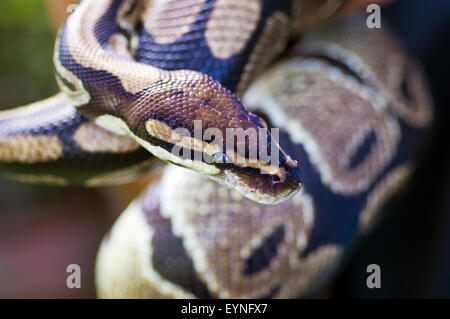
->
[0,0,433,298]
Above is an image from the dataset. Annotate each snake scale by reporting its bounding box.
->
[0,0,433,298]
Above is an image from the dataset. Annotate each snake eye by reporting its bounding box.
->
[271,175,282,184]
[212,152,233,164]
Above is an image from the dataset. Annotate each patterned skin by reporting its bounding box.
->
[55,0,307,204]
[0,93,158,186]
[0,1,434,298]
[96,16,433,299]
[6,0,340,202]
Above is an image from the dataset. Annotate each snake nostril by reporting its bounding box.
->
[271,175,281,184]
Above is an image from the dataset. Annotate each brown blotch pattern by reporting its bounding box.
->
[297,16,433,126]
[236,11,290,98]
[0,135,63,163]
[250,58,400,194]
[73,122,140,153]
[131,71,258,138]
[276,244,343,298]
[95,166,345,298]
[205,0,262,59]
[141,0,206,45]
[157,166,315,298]
[66,0,162,94]
[95,192,192,299]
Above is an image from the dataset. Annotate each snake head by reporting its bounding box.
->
[213,112,302,205]
[126,72,302,204]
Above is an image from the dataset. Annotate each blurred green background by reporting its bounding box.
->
[0,0,119,298]
[0,0,61,207]
[0,0,56,108]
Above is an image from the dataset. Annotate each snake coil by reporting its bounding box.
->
[0,0,433,298]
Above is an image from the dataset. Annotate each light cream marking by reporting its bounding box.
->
[240,189,314,261]
[0,93,68,121]
[359,163,413,233]
[277,244,343,298]
[94,114,220,175]
[205,0,262,59]
[0,135,63,163]
[65,0,161,94]
[107,33,134,60]
[236,11,290,98]
[244,58,401,195]
[54,37,91,107]
[159,166,234,296]
[2,173,68,186]
[73,122,140,153]
[85,158,160,187]
[95,198,194,299]
[297,17,433,127]
[146,118,222,157]
[159,165,314,298]
[297,41,395,110]
[95,114,130,136]
[141,0,206,45]
[145,119,289,178]
[96,165,339,298]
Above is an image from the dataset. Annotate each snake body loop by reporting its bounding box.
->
[0,1,433,298]
[55,0,307,204]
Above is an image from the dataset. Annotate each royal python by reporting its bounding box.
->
[0,0,433,298]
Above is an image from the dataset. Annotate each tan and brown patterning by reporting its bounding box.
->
[58,0,303,204]
[0,135,63,164]
[142,0,207,45]
[73,122,140,153]
[296,16,433,127]
[244,58,401,194]
[96,165,344,298]
[235,11,291,98]
[0,0,433,300]
[205,0,262,59]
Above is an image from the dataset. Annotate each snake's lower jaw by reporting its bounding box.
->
[270,164,303,205]
[284,164,302,190]
[222,164,302,205]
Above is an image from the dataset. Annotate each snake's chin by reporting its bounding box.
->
[246,186,301,205]
[221,169,302,205]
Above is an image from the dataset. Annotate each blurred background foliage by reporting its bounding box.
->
[0,0,125,298]
[0,1,156,298]
[0,0,56,108]
[0,0,61,207]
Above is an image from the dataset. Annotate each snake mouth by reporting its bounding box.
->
[222,159,302,205]
[214,115,303,204]
[282,161,302,190]
[268,159,302,204]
